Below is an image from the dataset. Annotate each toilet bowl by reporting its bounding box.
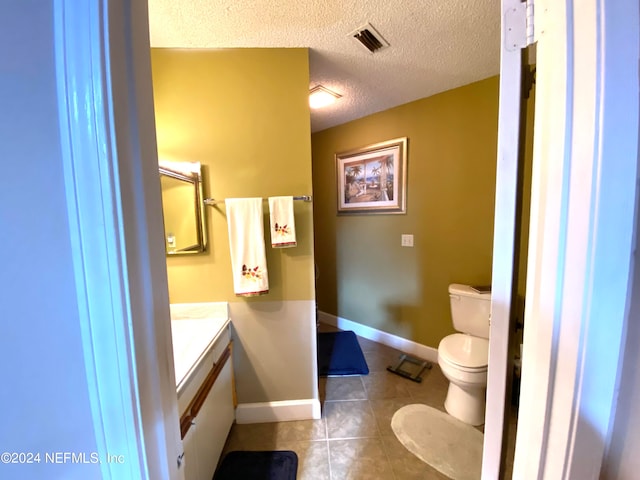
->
[437,284,491,426]
[438,333,489,426]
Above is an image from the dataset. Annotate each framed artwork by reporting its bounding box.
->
[336,137,408,214]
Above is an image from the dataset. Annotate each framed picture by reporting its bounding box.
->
[336,137,408,214]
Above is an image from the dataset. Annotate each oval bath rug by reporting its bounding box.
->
[391,404,483,480]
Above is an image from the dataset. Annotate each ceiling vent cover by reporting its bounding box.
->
[350,23,389,54]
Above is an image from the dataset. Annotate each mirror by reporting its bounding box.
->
[159,161,207,255]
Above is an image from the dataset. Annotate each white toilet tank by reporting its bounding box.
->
[449,284,491,339]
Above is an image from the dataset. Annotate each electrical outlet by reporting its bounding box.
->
[401,234,414,247]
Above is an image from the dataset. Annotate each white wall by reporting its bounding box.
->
[0,3,100,479]
[230,300,321,422]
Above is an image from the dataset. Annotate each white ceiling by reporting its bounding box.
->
[148,0,501,133]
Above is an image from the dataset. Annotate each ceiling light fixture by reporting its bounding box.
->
[309,85,341,109]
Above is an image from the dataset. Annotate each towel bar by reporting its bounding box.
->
[204,195,312,206]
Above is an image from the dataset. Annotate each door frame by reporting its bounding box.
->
[508,0,639,477]
[59,0,638,478]
[55,0,183,478]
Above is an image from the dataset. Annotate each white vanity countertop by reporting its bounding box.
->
[170,302,230,392]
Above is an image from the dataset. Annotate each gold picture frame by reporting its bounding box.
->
[336,137,408,215]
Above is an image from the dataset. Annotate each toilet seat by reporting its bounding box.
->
[438,333,488,371]
[439,354,487,375]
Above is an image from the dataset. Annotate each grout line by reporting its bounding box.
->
[326,434,383,441]
[360,375,368,400]
[324,409,333,480]
[324,398,368,403]
[368,396,398,480]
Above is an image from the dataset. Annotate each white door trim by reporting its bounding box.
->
[54,1,183,478]
[513,0,639,477]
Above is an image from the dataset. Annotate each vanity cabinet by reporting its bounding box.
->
[178,327,234,480]
[193,360,234,479]
[181,421,198,480]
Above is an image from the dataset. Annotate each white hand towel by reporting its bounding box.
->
[268,196,297,248]
[226,198,269,296]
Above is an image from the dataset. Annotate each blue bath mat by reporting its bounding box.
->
[213,450,298,480]
[317,331,369,376]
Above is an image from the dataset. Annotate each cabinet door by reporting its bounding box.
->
[194,360,235,480]
[181,421,199,480]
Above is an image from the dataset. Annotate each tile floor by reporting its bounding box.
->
[220,324,517,479]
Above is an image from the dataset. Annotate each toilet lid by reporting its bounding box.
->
[439,334,489,369]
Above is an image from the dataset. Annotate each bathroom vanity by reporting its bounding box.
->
[171,303,234,480]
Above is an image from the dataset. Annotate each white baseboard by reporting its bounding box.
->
[235,398,322,424]
[318,311,439,363]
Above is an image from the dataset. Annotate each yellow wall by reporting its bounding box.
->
[312,77,500,348]
[151,48,315,303]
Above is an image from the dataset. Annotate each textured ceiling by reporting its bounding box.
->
[148,0,501,133]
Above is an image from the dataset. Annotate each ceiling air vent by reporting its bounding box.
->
[350,23,389,54]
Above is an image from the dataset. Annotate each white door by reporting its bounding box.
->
[488,0,640,478]
[483,0,534,477]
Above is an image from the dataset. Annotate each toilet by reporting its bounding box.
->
[437,283,491,426]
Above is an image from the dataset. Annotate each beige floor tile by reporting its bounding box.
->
[272,418,328,442]
[222,422,281,452]
[323,376,367,401]
[406,365,450,413]
[328,438,395,480]
[362,347,404,373]
[222,419,326,451]
[324,400,379,439]
[274,440,331,480]
[381,435,452,479]
[370,397,420,437]
[220,324,494,479]
[362,370,413,400]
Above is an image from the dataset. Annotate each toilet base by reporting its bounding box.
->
[444,381,486,426]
